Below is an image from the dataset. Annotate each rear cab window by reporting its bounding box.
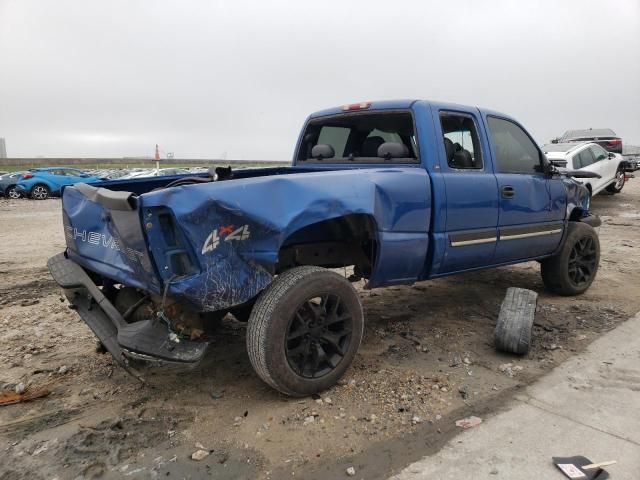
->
[297,111,418,164]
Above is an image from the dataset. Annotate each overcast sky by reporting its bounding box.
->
[0,0,638,159]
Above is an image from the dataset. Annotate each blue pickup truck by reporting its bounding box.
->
[48,100,600,396]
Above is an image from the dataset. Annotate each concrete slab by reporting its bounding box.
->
[390,313,640,480]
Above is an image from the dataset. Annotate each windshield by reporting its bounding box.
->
[297,111,417,163]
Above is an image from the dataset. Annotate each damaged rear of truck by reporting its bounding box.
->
[49,150,430,394]
[48,99,599,396]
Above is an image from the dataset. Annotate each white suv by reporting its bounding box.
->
[542,142,626,195]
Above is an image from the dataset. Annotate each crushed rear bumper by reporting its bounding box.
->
[47,252,209,381]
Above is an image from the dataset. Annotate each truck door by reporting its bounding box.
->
[485,116,566,263]
[434,110,500,273]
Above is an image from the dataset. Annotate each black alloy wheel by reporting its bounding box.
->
[246,266,364,396]
[285,293,353,379]
[567,236,598,287]
[541,222,600,296]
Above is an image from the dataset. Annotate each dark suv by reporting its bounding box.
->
[558,128,623,154]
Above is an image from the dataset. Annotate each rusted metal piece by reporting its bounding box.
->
[0,387,51,406]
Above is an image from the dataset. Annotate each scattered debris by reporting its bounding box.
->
[58,365,68,375]
[0,387,50,406]
[191,449,210,461]
[346,466,356,476]
[498,363,523,377]
[210,389,225,399]
[449,353,462,367]
[411,415,422,425]
[458,385,469,400]
[553,455,616,479]
[303,416,315,426]
[455,416,482,429]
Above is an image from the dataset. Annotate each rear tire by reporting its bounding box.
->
[31,184,50,200]
[247,266,364,397]
[606,169,625,194]
[541,222,599,296]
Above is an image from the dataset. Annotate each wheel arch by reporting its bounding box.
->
[277,213,379,279]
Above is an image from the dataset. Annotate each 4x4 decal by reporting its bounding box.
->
[202,224,251,254]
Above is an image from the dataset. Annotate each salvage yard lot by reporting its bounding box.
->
[1,181,639,479]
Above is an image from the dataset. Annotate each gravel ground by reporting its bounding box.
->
[0,179,639,480]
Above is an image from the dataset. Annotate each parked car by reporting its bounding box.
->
[15,167,103,200]
[542,142,627,195]
[0,171,28,199]
[558,128,623,154]
[625,156,640,171]
[118,168,191,179]
[49,99,600,396]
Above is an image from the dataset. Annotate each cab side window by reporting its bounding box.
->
[575,148,595,169]
[487,116,542,174]
[590,145,608,162]
[440,113,483,169]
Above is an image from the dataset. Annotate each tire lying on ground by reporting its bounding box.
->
[247,266,364,397]
[494,287,538,355]
[541,222,600,296]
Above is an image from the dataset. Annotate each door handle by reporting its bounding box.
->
[501,186,515,199]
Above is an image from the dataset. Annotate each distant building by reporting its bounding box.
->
[0,138,6,159]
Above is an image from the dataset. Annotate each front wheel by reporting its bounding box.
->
[246,266,364,396]
[31,184,50,200]
[541,222,600,296]
[6,185,21,199]
[606,170,625,194]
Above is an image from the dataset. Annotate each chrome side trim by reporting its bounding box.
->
[500,229,562,241]
[450,237,497,247]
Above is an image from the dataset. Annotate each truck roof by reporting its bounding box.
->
[308,99,513,122]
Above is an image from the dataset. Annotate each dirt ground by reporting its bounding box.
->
[1,180,639,480]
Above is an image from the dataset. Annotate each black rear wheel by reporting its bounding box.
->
[285,292,353,379]
[247,266,364,396]
[541,222,599,296]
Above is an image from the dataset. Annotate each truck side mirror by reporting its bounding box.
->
[608,152,615,159]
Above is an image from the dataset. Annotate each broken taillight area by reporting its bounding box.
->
[113,286,212,340]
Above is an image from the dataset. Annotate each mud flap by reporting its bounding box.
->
[47,253,209,379]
